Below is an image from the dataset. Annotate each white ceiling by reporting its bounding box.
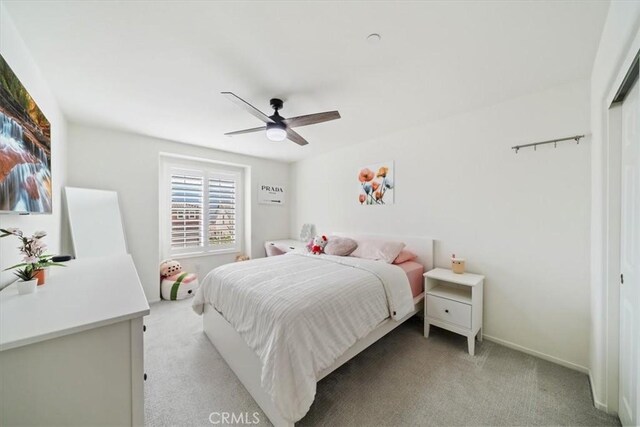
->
[4,0,608,162]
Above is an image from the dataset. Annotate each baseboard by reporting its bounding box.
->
[483,334,589,374]
[588,369,608,411]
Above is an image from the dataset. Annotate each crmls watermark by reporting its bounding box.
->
[208,412,261,425]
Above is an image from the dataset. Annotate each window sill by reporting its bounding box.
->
[167,248,240,260]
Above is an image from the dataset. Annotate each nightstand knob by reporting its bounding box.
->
[445,309,449,313]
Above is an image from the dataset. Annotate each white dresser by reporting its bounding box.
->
[0,255,150,426]
[423,268,484,355]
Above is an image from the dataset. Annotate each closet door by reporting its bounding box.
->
[619,77,639,427]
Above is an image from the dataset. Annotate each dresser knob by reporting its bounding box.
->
[445,309,449,313]
[144,373,147,381]
[143,325,146,332]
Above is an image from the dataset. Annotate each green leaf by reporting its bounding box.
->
[37,262,66,268]
[3,263,28,271]
[13,269,35,281]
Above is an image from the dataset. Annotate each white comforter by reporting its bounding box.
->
[192,252,414,422]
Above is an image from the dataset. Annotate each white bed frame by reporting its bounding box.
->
[202,233,434,427]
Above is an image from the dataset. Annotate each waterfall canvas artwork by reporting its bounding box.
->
[0,54,51,213]
[357,161,394,205]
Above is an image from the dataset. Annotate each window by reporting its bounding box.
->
[161,158,243,258]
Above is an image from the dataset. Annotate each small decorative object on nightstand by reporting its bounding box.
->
[424,267,484,355]
[451,253,465,274]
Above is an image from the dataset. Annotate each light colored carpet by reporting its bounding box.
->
[144,299,620,427]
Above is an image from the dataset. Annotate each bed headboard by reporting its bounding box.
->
[332,232,434,271]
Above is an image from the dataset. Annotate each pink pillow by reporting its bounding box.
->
[350,238,405,264]
[393,249,417,264]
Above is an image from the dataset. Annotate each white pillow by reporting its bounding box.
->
[350,238,406,263]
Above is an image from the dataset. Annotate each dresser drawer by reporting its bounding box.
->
[426,295,471,329]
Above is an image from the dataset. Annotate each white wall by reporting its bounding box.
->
[66,124,290,302]
[589,1,640,412]
[0,3,68,288]
[290,80,591,370]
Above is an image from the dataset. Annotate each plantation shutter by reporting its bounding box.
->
[170,171,204,249]
[162,160,242,258]
[208,174,237,247]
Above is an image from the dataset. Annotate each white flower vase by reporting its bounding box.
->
[16,279,37,295]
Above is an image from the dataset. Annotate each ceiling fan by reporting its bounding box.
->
[221,92,341,146]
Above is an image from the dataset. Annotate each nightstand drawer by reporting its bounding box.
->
[426,295,471,329]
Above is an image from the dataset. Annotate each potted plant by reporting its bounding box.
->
[1,228,65,287]
[13,265,38,295]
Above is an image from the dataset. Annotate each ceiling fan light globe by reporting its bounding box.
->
[266,124,287,142]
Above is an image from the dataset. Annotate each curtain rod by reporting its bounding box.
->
[512,135,585,153]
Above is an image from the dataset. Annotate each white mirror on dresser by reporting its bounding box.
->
[65,186,128,258]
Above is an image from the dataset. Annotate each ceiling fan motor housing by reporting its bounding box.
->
[267,122,286,131]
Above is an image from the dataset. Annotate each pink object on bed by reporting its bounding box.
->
[393,249,417,264]
[265,243,286,257]
[396,260,425,297]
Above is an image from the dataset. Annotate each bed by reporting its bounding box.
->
[193,233,433,426]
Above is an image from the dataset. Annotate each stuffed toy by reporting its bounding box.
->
[160,259,183,277]
[309,235,328,255]
[159,259,200,301]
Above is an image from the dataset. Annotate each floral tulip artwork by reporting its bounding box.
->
[358,168,375,183]
[357,162,394,205]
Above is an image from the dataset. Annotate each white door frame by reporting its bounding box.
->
[602,47,640,415]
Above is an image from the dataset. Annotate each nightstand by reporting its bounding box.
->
[424,268,484,355]
[264,239,306,256]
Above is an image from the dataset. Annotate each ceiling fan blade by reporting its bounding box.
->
[283,111,341,128]
[286,128,309,146]
[224,126,266,136]
[221,92,274,124]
